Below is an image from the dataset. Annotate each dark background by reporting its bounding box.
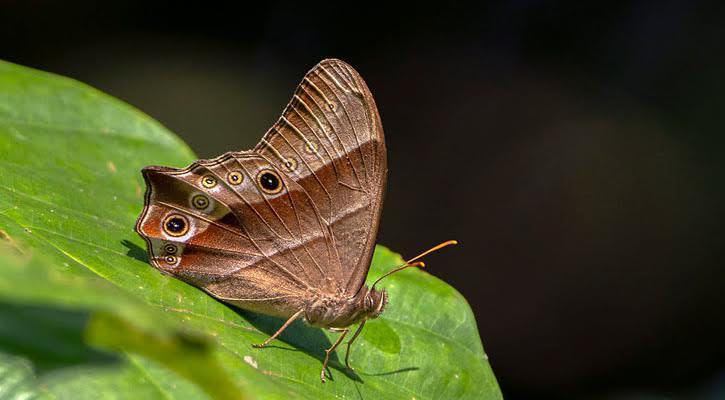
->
[3,1,725,398]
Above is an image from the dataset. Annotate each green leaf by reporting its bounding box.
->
[0,59,501,399]
[0,244,241,400]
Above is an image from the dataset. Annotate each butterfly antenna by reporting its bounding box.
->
[371,240,458,290]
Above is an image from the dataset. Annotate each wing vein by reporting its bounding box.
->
[317,67,370,189]
[270,129,338,287]
[233,156,318,288]
[302,78,365,190]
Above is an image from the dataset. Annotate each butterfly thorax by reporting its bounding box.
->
[304,286,387,328]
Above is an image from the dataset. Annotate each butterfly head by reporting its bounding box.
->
[362,287,388,319]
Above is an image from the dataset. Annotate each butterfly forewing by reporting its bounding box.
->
[254,59,387,296]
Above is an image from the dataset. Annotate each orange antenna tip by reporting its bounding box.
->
[404,240,458,265]
[370,241,456,290]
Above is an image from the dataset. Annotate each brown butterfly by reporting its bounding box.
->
[135,59,455,382]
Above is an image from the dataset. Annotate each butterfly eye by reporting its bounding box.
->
[163,244,177,254]
[191,194,210,210]
[257,170,283,194]
[227,171,243,185]
[164,255,177,265]
[365,295,373,309]
[162,214,189,237]
[201,175,217,188]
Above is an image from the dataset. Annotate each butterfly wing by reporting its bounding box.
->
[136,152,348,317]
[253,59,387,296]
[136,59,386,313]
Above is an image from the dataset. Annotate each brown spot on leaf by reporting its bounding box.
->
[107,160,117,173]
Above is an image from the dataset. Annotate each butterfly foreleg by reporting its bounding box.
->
[252,309,305,348]
[343,320,366,370]
[320,327,349,383]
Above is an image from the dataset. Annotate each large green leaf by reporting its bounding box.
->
[0,59,501,399]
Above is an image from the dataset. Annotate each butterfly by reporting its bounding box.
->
[135,59,455,382]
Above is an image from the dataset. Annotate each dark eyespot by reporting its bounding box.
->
[192,194,209,209]
[163,244,177,254]
[201,175,217,188]
[257,170,282,194]
[164,255,177,265]
[165,218,185,233]
[227,171,243,185]
[163,214,189,237]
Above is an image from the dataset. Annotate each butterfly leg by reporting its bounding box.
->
[252,309,305,348]
[321,328,349,383]
[343,320,366,370]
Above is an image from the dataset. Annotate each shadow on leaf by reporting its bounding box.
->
[363,366,420,377]
[236,309,362,382]
[121,240,147,263]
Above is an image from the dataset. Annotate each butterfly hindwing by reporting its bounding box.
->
[253,59,387,295]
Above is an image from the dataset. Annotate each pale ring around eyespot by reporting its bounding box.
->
[256,169,283,194]
[201,174,217,188]
[227,171,243,185]
[162,214,190,237]
[191,194,210,210]
[163,243,178,254]
[164,255,177,265]
[282,158,297,172]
